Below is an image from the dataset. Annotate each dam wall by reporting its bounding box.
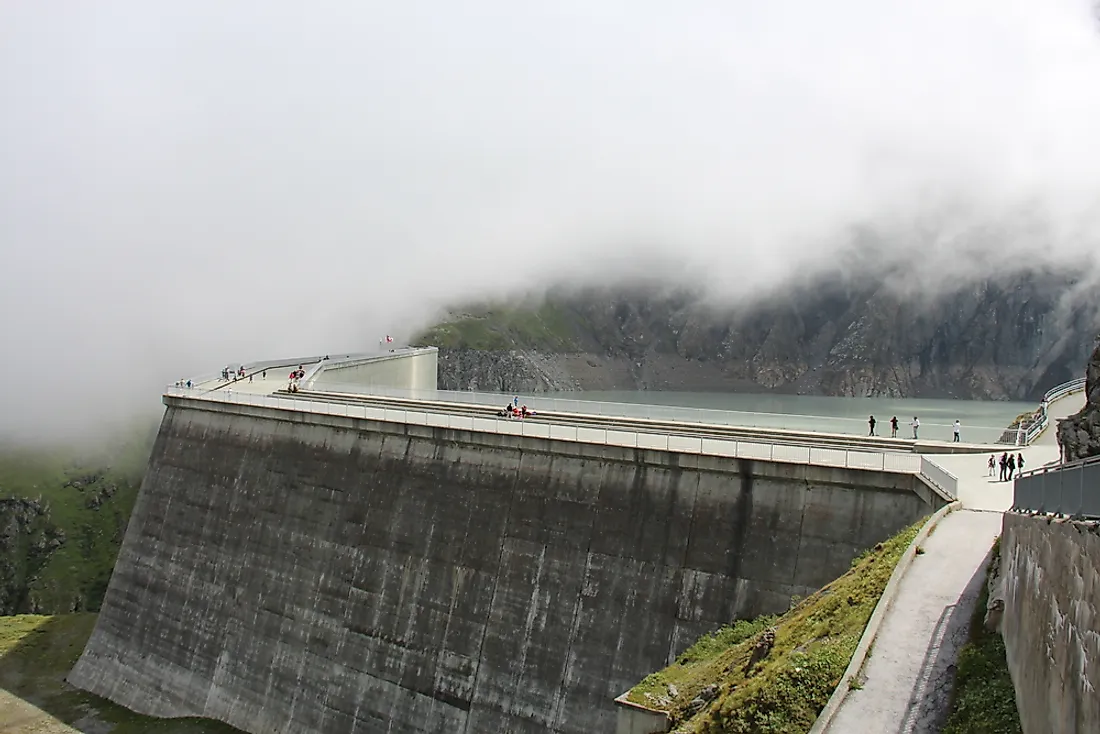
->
[311,347,438,392]
[1000,513,1100,734]
[70,397,942,734]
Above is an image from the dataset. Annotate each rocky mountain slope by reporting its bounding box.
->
[0,430,152,615]
[1057,339,1100,461]
[414,270,1098,400]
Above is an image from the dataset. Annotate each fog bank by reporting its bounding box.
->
[3,1,1100,442]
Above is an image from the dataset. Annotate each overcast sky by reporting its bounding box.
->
[3,1,1100,442]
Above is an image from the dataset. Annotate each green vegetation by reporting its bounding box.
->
[0,424,155,615]
[413,301,580,351]
[626,520,924,733]
[942,538,1023,734]
[0,613,241,732]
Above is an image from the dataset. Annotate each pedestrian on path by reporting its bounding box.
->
[911,416,920,439]
[263,370,267,380]
[1017,453,1025,474]
[1007,454,1016,480]
[999,452,1008,481]
[987,454,996,477]
[953,419,961,443]
[868,415,877,436]
[890,416,898,438]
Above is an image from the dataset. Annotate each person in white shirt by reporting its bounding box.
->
[911,417,920,439]
[953,420,961,442]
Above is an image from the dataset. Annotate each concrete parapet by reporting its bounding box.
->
[614,693,670,733]
[310,347,438,392]
[1000,513,1100,734]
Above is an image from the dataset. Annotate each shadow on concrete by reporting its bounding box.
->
[0,614,241,734]
[894,550,991,734]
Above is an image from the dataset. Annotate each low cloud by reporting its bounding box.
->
[3,1,1100,442]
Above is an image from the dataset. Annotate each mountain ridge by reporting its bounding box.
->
[413,270,1097,400]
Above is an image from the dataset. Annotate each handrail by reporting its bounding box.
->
[1012,377,1087,446]
[1012,451,1100,518]
[1016,452,1100,481]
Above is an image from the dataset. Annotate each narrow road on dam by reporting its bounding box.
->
[823,391,1083,734]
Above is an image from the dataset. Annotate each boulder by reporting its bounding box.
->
[1057,338,1100,462]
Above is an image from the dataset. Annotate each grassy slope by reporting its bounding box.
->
[627,520,923,734]
[0,426,154,614]
[942,538,1023,734]
[0,614,240,733]
[413,301,581,351]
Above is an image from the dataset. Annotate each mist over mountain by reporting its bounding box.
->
[417,263,1100,401]
[4,2,1100,441]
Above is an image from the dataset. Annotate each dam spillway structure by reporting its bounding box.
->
[69,349,951,733]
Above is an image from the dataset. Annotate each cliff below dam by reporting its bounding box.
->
[68,397,940,734]
[414,270,1099,400]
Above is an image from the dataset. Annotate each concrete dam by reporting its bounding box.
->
[69,355,948,733]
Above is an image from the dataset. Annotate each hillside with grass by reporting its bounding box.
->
[624,520,923,733]
[1,613,241,732]
[0,425,155,616]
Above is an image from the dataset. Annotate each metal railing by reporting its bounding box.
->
[162,385,955,500]
[304,381,1011,446]
[918,457,959,500]
[1013,454,1100,518]
[1005,377,1087,446]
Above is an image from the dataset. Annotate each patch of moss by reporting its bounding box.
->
[626,519,924,733]
[413,301,580,351]
[0,613,241,732]
[941,538,1023,734]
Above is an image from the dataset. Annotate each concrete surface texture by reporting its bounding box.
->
[1000,514,1100,734]
[311,349,439,392]
[68,398,940,734]
[821,393,1083,734]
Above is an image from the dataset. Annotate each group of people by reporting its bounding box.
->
[867,415,964,442]
[222,365,248,382]
[989,452,1025,481]
[287,366,306,392]
[496,396,536,419]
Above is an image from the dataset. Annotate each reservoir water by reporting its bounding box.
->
[539,390,1035,445]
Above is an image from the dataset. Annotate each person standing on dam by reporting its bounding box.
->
[868,415,877,436]
[988,454,996,477]
[910,416,920,439]
[953,419,962,442]
[890,415,899,438]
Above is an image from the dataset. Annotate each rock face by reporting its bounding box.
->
[421,272,1098,400]
[1056,339,1100,462]
[0,497,66,615]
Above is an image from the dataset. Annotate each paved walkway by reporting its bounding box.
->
[824,393,1083,734]
[0,690,79,734]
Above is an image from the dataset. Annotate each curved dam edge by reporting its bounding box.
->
[68,397,943,734]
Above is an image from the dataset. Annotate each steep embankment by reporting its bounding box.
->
[0,430,152,615]
[1056,337,1100,461]
[69,397,938,734]
[414,272,1097,400]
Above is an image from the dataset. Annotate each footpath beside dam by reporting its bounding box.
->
[68,383,946,734]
